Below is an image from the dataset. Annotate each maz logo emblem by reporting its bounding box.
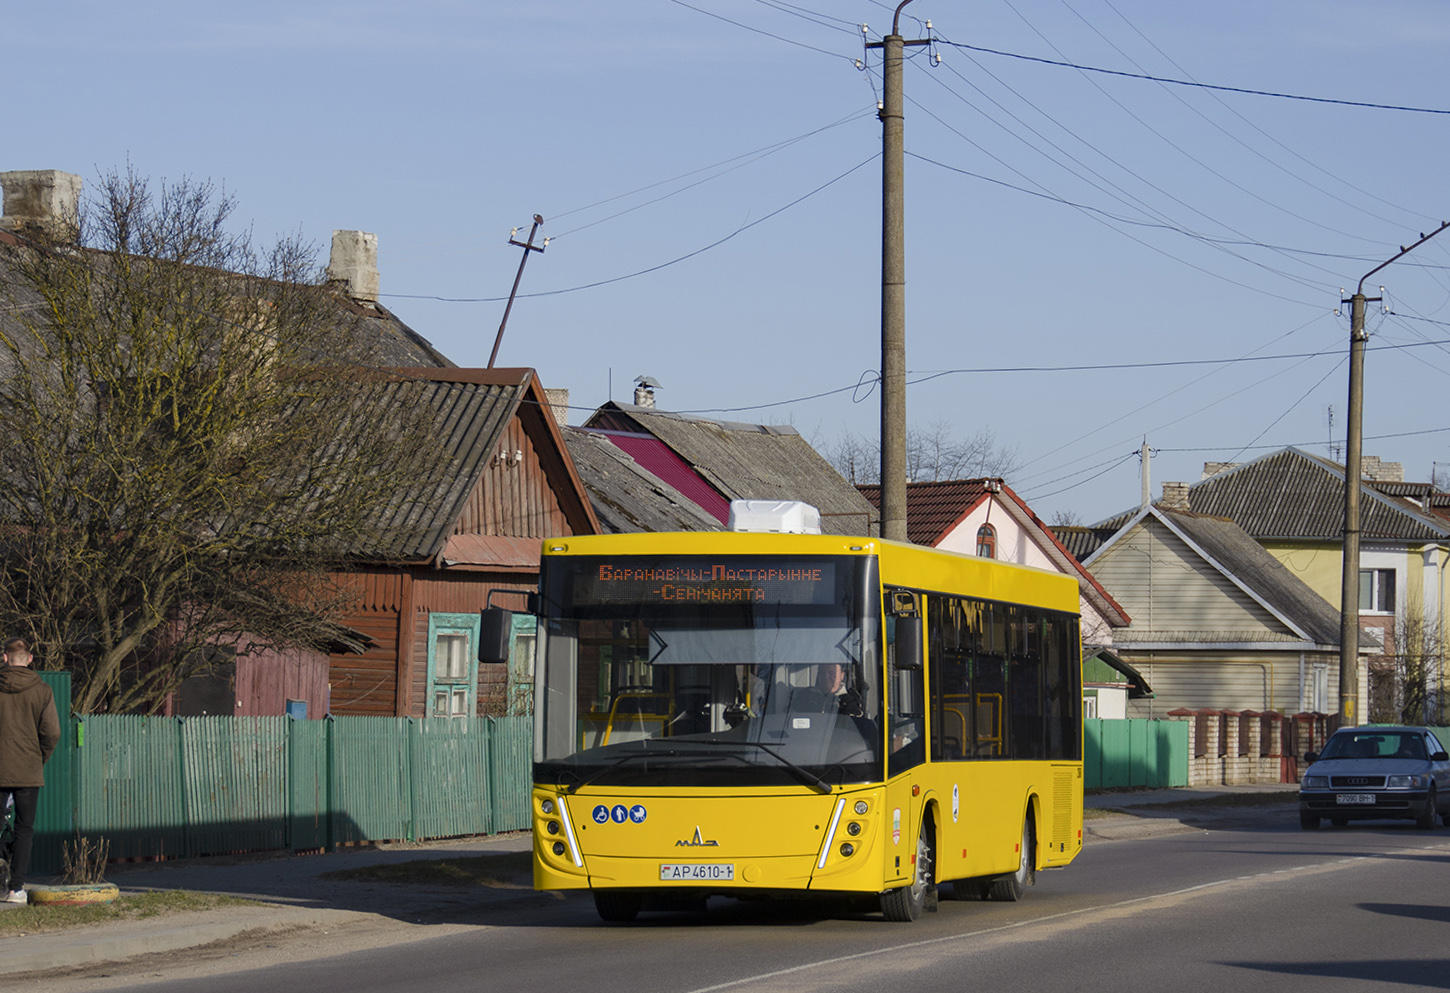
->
[676,826,719,847]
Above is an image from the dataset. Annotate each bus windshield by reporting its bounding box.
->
[535,554,883,789]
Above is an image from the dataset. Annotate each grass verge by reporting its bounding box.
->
[320,851,533,888]
[0,891,252,938]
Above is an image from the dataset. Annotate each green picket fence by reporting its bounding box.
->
[1084,718,1189,789]
[33,710,533,873]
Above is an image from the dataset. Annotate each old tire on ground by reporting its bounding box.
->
[881,818,934,922]
[593,890,642,923]
[27,883,120,906]
[987,817,1035,902]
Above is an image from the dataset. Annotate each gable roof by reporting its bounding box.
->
[1086,504,1346,648]
[858,478,1129,628]
[561,426,723,534]
[0,231,455,371]
[349,368,597,563]
[856,478,991,547]
[583,402,877,536]
[1176,447,1450,542]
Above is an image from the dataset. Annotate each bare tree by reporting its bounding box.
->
[826,421,1020,485]
[1050,508,1083,528]
[1367,605,1444,726]
[0,167,438,713]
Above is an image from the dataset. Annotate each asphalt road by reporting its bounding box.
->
[55,812,1450,993]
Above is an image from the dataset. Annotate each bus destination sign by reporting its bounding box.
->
[586,559,838,605]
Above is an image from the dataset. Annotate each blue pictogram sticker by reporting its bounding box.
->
[611,804,629,824]
[592,805,609,824]
[630,804,647,823]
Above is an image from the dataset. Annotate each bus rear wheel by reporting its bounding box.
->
[881,820,935,922]
[987,817,1035,902]
[593,890,642,923]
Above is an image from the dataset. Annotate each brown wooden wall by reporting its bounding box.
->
[328,569,406,717]
[329,567,536,718]
[454,418,573,539]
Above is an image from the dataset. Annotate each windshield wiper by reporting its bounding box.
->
[559,747,660,794]
[690,738,834,794]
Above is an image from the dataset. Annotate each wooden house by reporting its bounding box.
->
[326,368,598,718]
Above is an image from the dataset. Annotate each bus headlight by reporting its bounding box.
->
[547,821,560,835]
[541,799,556,815]
[846,821,862,836]
[854,800,869,815]
[552,841,567,856]
[839,843,855,857]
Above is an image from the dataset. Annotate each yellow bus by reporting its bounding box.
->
[523,504,1084,922]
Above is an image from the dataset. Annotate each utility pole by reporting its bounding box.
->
[867,2,931,542]
[488,214,548,369]
[1337,220,1450,728]
[1140,439,1151,508]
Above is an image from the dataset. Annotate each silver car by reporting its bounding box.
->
[1299,726,1450,830]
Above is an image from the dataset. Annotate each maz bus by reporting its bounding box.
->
[517,502,1084,922]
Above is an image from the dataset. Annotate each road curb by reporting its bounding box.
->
[0,905,365,975]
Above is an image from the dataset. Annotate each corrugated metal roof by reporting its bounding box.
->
[1165,508,1342,645]
[1186,447,1450,541]
[561,427,723,534]
[335,373,525,561]
[583,403,877,537]
[598,430,731,524]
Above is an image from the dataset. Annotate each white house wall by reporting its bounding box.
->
[937,497,1116,644]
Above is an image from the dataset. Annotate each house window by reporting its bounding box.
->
[976,524,997,559]
[1359,569,1396,613]
[428,613,480,718]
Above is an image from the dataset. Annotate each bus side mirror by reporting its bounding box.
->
[894,616,922,671]
[889,590,922,671]
[479,607,513,664]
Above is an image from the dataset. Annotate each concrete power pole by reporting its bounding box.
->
[869,3,931,542]
[1338,220,1450,728]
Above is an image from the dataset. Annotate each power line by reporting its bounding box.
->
[935,40,1450,115]
[382,154,878,304]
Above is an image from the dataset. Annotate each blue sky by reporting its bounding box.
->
[8,0,1450,524]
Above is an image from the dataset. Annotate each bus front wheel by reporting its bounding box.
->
[987,817,1035,902]
[593,890,642,923]
[881,820,935,922]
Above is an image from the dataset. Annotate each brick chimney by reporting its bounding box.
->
[327,230,379,303]
[634,375,661,409]
[544,388,569,427]
[0,170,82,242]
[1159,481,1191,512]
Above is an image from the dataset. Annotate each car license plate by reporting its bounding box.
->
[1336,793,1376,805]
[659,863,734,882]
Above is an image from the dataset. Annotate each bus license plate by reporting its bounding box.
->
[660,863,735,882]
[1336,794,1376,805]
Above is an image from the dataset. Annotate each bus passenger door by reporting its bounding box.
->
[884,592,926,886]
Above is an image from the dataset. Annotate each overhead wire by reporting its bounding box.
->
[1094,0,1429,228]
[933,39,1450,115]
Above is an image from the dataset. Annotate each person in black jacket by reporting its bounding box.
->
[0,639,61,904]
